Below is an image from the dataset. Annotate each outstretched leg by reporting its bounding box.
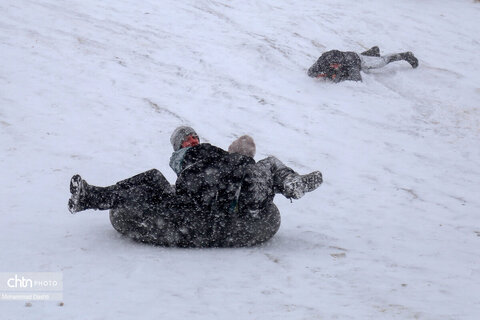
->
[68,169,175,213]
[385,52,418,68]
[360,51,418,70]
[239,157,322,215]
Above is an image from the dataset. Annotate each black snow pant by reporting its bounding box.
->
[238,156,295,216]
[85,169,176,212]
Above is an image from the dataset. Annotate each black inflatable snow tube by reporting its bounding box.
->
[109,203,280,247]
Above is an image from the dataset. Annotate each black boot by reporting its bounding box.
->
[387,52,418,68]
[402,52,418,68]
[68,175,89,213]
[68,175,116,213]
[361,46,380,57]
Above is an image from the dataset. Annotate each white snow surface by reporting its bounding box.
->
[1,0,480,318]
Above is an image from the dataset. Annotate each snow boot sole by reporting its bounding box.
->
[68,174,86,214]
[284,171,323,199]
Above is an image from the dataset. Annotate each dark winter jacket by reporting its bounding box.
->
[308,50,362,82]
[174,143,255,213]
[173,143,268,245]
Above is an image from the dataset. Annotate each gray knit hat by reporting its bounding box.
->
[170,126,198,151]
[228,135,256,158]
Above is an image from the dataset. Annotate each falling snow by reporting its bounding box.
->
[1,0,480,319]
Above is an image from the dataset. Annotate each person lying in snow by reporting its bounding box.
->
[307,46,418,82]
[67,126,323,247]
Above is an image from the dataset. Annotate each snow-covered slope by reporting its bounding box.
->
[1,0,479,318]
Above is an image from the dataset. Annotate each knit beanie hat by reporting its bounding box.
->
[170,126,198,151]
[228,135,256,158]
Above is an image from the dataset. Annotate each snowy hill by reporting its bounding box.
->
[1,0,479,318]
